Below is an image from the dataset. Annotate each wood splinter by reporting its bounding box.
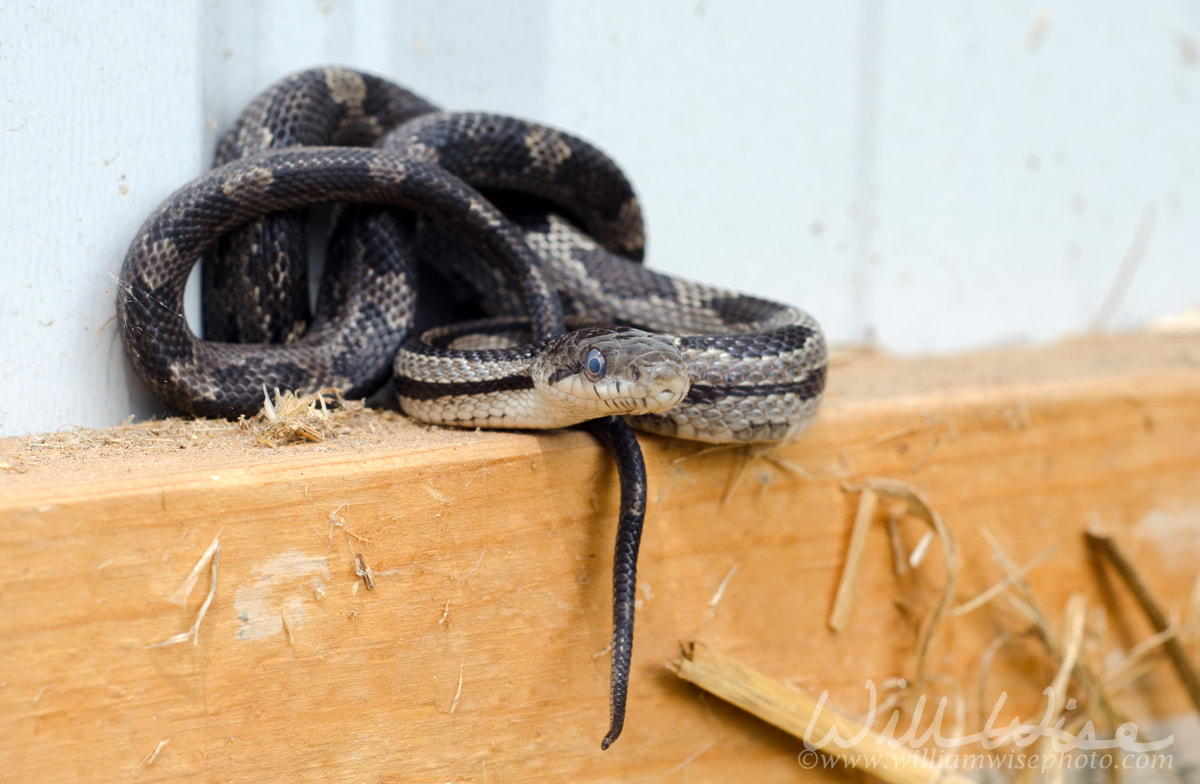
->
[354,553,375,591]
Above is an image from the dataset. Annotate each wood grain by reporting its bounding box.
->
[2,334,1198,782]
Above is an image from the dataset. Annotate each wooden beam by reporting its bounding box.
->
[2,333,1198,782]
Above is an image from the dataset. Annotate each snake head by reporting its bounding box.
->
[533,327,690,420]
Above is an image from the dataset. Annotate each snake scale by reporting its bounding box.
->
[116,67,827,748]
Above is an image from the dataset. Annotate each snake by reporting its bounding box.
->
[116,67,827,748]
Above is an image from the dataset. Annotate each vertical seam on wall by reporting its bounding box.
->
[852,0,882,347]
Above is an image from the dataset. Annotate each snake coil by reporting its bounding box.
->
[116,67,826,748]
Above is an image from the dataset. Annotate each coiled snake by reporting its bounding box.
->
[117,67,826,748]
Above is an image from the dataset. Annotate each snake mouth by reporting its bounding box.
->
[546,370,689,417]
[617,366,690,415]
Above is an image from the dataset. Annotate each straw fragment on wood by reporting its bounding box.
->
[668,641,973,784]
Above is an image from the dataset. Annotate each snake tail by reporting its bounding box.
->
[586,416,647,750]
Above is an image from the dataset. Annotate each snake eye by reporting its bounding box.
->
[583,348,606,381]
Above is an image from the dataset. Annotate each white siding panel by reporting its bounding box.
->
[1,1,1197,435]
[0,0,203,434]
[869,2,1200,350]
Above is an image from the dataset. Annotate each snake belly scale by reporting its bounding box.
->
[116,67,827,749]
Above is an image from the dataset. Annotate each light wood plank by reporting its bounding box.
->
[1,334,1198,782]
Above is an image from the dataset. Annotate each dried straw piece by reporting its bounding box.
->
[828,486,877,631]
[252,386,350,445]
[1086,528,1200,713]
[980,527,1126,731]
[860,478,960,697]
[1040,594,1088,734]
[668,641,973,784]
[952,546,1056,617]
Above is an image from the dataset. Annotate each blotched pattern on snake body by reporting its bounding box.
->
[116,67,826,749]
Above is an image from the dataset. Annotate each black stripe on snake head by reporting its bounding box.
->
[395,373,535,402]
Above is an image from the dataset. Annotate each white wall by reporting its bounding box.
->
[2,1,1198,436]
